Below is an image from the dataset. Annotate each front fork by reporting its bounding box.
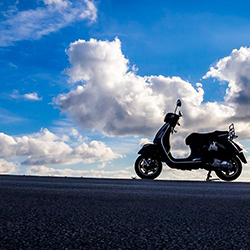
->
[142,158,157,170]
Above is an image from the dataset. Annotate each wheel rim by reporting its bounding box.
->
[218,158,239,178]
[138,157,160,177]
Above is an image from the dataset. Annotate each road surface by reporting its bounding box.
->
[0,175,250,249]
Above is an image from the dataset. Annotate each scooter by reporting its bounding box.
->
[135,100,247,181]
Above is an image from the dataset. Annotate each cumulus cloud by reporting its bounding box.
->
[0,0,97,46]
[56,38,201,136]
[55,38,243,139]
[26,165,132,178]
[64,38,129,83]
[0,128,121,166]
[204,47,250,111]
[203,46,250,139]
[0,159,18,174]
[22,140,121,166]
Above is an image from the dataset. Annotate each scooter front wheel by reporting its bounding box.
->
[135,155,162,179]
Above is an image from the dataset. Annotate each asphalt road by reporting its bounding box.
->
[0,175,250,250]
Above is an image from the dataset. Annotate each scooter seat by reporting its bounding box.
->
[185,130,228,145]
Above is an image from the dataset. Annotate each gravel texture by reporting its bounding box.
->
[0,175,250,249]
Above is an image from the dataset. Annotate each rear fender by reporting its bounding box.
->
[229,141,247,164]
[238,152,247,164]
[138,144,159,157]
[218,140,247,164]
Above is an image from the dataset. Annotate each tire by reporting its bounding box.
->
[134,155,162,179]
[215,157,242,181]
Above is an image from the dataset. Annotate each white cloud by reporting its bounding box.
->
[23,93,42,101]
[10,90,42,101]
[0,159,18,174]
[43,0,70,8]
[55,38,240,139]
[70,128,83,141]
[0,0,97,46]
[55,38,199,136]
[204,47,250,111]
[26,165,132,178]
[203,46,250,140]
[0,128,121,166]
[0,128,71,159]
[64,38,129,83]
[80,0,97,22]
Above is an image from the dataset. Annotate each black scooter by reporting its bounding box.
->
[135,100,247,181]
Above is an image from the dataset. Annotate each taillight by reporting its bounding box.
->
[233,142,243,151]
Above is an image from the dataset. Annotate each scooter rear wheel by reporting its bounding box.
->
[215,157,242,181]
[135,155,162,179]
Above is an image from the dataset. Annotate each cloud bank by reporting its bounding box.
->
[55,38,250,140]
[26,165,131,178]
[0,159,18,174]
[0,128,121,171]
[0,0,97,46]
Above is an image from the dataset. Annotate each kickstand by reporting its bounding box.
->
[206,171,219,182]
[206,170,212,181]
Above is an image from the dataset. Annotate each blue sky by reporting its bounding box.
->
[1,0,250,180]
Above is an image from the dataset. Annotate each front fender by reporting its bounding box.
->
[138,144,159,157]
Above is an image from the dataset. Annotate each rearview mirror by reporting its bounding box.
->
[176,99,182,107]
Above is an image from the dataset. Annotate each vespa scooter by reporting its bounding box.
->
[135,100,247,181]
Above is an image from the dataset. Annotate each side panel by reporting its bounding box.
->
[210,140,247,164]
